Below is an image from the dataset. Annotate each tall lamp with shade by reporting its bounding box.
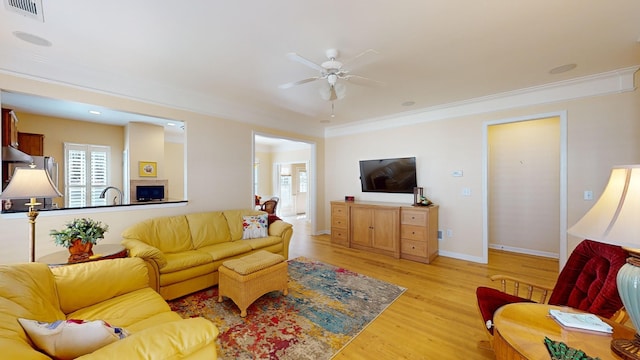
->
[568,165,640,359]
[0,165,62,262]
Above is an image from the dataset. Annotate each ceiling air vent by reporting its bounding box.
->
[3,0,44,22]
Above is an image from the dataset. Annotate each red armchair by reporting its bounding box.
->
[476,239,628,336]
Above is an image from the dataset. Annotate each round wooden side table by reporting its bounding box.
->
[493,303,635,360]
[37,244,128,266]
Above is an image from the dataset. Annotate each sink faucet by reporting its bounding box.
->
[99,186,124,205]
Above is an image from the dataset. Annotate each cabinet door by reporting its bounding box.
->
[18,132,44,156]
[350,206,372,247]
[372,207,399,252]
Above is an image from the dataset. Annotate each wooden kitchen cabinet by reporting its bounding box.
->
[2,108,19,148]
[400,205,439,263]
[18,132,44,156]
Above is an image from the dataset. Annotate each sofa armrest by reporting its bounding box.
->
[121,238,167,268]
[77,318,218,359]
[269,220,293,259]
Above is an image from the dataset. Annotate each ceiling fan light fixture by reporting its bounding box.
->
[319,83,346,101]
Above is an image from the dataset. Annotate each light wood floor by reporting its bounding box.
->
[285,216,559,360]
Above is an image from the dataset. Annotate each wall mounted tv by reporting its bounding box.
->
[359,157,417,193]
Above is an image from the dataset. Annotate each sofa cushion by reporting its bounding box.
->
[161,251,214,273]
[242,235,283,250]
[224,209,266,241]
[65,288,174,330]
[0,262,65,322]
[242,214,268,239]
[198,241,253,261]
[121,215,193,253]
[75,318,218,360]
[0,263,65,359]
[186,211,232,248]
[52,258,149,315]
[18,318,128,360]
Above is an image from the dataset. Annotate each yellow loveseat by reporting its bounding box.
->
[0,257,218,359]
[121,209,293,300]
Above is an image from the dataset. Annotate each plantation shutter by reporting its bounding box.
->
[64,143,110,207]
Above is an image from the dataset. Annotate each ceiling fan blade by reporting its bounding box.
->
[343,74,385,87]
[329,85,338,101]
[342,49,379,68]
[286,52,325,72]
[278,77,321,89]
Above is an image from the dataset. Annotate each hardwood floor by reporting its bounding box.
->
[285,216,559,359]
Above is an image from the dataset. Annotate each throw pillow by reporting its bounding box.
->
[242,214,268,239]
[18,318,128,360]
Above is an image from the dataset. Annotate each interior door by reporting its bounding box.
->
[279,174,294,216]
[293,163,307,215]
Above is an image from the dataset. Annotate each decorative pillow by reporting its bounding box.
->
[242,214,268,239]
[18,318,128,360]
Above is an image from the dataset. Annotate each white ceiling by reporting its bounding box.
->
[0,1,639,138]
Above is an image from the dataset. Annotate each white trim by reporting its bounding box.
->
[326,66,639,138]
[438,250,484,264]
[488,244,559,259]
[482,111,568,267]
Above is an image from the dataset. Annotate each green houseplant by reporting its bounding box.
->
[50,218,109,261]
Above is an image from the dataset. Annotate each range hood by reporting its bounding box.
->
[2,146,33,163]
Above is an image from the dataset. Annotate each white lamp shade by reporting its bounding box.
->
[0,167,62,200]
[568,165,640,249]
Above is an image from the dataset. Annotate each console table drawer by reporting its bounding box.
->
[332,216,348,228]
[401,225,426,241]
[401,239,427,257]
[331,227,348,244]
[401,210,427,225]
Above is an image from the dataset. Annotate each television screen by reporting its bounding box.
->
[359,157,417,193]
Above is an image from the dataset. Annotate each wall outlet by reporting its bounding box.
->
[584,190,593,200]
[446,229,453,237]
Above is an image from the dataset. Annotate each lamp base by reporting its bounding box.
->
[612,334,640,360]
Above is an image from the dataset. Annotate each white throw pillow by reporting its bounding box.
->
[242,214,268,239]
[18,318,128,360]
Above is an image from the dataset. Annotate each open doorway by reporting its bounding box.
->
[253,133,316,233]
[482,111,568,267]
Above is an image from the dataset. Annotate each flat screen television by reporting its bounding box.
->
[359,157,417,193]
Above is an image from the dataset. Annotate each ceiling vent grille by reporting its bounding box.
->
[3,0,44,22]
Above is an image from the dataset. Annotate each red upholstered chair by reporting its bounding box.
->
[476,239,628,338]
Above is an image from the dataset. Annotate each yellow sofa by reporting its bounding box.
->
[0,257,218,359]
[121,209,293,300]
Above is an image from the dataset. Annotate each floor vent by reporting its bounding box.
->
[3,0,44,22]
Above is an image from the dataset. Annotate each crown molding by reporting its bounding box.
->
[325,65,639,138]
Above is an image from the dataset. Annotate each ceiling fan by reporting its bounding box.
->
[279,48,382,101]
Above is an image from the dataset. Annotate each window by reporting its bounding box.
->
[64,143,110,207]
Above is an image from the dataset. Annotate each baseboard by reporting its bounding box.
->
[488,244,558,259]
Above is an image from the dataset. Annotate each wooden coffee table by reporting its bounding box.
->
[493,303,635,360]
[37,244,128,266]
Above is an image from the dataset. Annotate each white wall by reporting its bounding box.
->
[325,71,640,263]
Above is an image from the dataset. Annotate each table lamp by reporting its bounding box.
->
[0,165,62,262]
[568,165,640,359]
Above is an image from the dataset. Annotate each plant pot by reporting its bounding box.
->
[68,239,94,263]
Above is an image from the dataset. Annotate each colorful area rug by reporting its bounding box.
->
[168,257,406,359]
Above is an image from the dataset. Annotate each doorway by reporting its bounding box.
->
[253,133,316,232]
[482,111,568,267]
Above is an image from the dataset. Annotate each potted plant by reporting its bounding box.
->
[50,218,109,262]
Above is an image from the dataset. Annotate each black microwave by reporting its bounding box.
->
[136,185,165,201]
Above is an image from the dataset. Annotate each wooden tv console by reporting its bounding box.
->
[330,200,439,264]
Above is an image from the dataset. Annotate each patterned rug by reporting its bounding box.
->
[168,257,406,359]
